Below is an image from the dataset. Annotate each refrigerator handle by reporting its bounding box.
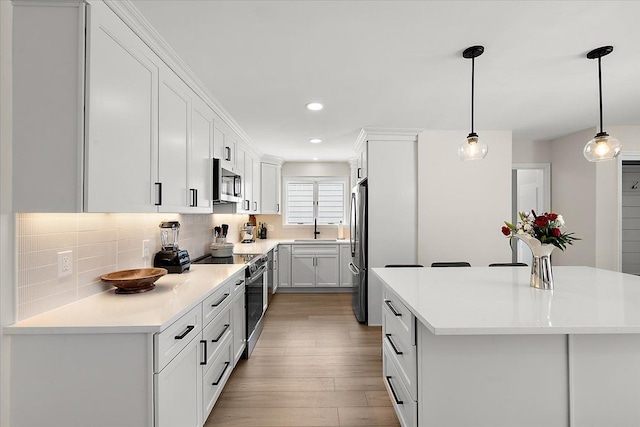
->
[348,262,360,276]
[350,193,357,257]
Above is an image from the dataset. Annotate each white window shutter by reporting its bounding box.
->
[317,182,344,224]
[286,182,314,224]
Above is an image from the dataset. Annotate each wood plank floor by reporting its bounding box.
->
[205,292,400,427]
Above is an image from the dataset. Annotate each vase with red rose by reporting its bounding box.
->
[501,211,579,290]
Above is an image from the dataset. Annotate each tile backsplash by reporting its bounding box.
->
[16,212,247,321]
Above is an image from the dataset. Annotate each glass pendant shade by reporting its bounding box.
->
[583,132,621,162]
[458,133,488,161]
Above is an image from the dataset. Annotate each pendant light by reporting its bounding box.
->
[583,46,621,162]
[458,45,488,161]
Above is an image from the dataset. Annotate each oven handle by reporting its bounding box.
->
[248,264,267,281]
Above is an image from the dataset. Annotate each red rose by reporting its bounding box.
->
[546,213,558,221]
[501,226,511,236]
[551,228,561,237]
[535,216,549,227]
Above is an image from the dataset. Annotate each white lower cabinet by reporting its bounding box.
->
[278,244,292,287]
[10,269,245,427]
[155,335,203,427]
[339,244,352,287]
[382,288,417,427]
[290,245,339,288]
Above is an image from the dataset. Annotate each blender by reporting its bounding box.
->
[153,221,191,273]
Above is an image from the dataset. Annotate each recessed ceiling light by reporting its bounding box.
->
[305,102,323,111]
[313,157,319,161]
[309,138,322,144]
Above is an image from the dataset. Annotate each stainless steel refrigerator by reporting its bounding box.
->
[349,179,367,323]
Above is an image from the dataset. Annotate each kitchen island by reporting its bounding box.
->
[374,266,640,427]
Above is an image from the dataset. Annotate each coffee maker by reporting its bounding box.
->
[241,222,255,243]
[153,221,190,273]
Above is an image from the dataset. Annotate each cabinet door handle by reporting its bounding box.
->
[211,324,230,343]
[244,200,250,211]
[174,325,195,340]
[211,293,230,307]
[212,361,230,386]
[385,300,402,317]
[155,182,162,206]
[276,203,279,213]
[190,188,196,207]
[235,280,244,287]
[357,167,362,179]
[225,146,231,161]
[200,339,207,365]
[385,333,403,355]
[385,376,404,405]
[253,201,257,211]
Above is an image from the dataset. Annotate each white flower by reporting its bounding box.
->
[556,215,565,227]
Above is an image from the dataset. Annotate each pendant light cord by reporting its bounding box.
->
[471,56,475,134]
[598,57,603,135]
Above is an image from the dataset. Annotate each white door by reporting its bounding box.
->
[513,166,550,265]
[154,336,202,427]
[316,254,339,287]
[158,65,191,212]
[85,2,159,212]
[291,254,315,287]
[190,95,213,212]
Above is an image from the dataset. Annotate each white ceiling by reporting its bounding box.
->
[132,0,640,162]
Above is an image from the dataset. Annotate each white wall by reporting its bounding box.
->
[513,140,552,164]
[0,1,12,425]
[282,161,350,177]
[417,130,512,267]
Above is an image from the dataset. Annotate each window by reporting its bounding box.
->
[284,177,348,225]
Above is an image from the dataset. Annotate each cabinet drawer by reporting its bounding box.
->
[292,244,339,255]
[383,309,417,400]
[202,305,232,370]
[202,333,233,420]
[154,304,202,373]
[383,345,417,427]
[229,271,246,297]
[203,281,232,326]
[383,290,415,345]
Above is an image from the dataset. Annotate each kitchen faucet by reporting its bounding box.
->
[314,218,320,239]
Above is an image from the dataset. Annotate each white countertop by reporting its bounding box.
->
[233,238,348,254]
[6,264,245,335]
[373,266,640,335]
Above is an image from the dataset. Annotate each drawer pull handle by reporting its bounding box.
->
[385,300,402,316]
[385,333,403,355]
[235,280,244,287]
[212,293,230,307]
[212,361,230,386]
[212,324,230,343]
[385,376,404,405]
[200,340,207,365]
[174,325,195,340]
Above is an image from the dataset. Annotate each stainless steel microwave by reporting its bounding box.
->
[213,158,242,203]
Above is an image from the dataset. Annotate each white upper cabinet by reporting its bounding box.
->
[189,96,214,212]
[261,162,281,214]
[84,0,160,212]
[12,0,247,214]
[158,64,191,212]
[252,157,261,213]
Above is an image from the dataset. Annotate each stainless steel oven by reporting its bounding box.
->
[244,254,267,358]
[191,253,267,358]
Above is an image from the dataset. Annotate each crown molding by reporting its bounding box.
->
[261,155,284,167]
[12,0,83,6]
[102,0,262,157]
[355,127,422,152]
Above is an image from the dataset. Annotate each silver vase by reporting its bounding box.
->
[513,234,555,290]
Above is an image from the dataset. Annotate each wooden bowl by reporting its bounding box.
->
[101,268,168,294]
